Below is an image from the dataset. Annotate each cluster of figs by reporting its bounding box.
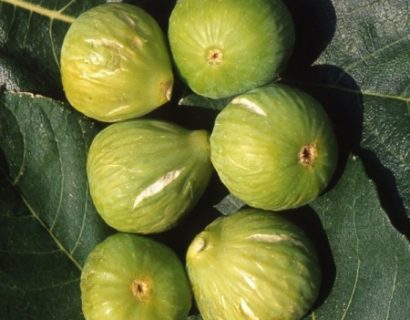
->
[60,1,338,320]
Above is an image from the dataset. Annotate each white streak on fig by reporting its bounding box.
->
[133,169,182,208]
[232,97,267,116]
[239,299,259,320]
[105,104,131,116]
[248,233,308,252]
[242,273,257,290]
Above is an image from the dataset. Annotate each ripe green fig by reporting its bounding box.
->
[60,4,173,122]
[186,208,321,320]
[168,0,295,99]
[87,119,212,233]
[81,233,192,320]
[210,84,338,210]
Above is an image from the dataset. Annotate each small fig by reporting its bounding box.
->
[81,233,192,320]
[87,119,212,233]
[186,208,321,320]
[60,4,173,122]
[210,84,338,210]
[168,0,295,99]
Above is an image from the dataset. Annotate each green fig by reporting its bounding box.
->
[210,84,338,210]
[60,4,173,122]
[87,119,212,233]
[187,208,321,320]
[168,0,295,99]
[81,233,192,320]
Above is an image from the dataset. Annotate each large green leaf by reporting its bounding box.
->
[0,0,409,319]
[305,156,410,319]
[0,92,113,319]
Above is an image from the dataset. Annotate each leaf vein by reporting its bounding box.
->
[37,107,64,232]
[25,277,80,292]
[69,119,92,258]
[385,257,399,320]
[9,109,27,185]
[340,36,409,76]
[0,248,61,255]
[340,199,361,320]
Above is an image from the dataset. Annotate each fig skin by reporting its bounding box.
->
[87,119,212,234]
[210,84,338,210]
[186,208,321,320]
[168,0,295,99]
[60,3,173,122]
[81,233,192,320]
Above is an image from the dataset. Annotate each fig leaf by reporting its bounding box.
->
[213,194,246,216]
[0,92,112,319]
[0,1,409,320]
[305,156,410,319]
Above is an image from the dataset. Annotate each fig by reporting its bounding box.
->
[168,0,295,99]
[87,119,212,233]
[81,233,192,320]
[210,84,338,210]
[60,4,173,122]
[186,208,321,320]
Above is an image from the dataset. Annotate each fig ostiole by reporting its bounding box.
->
[60,3,173,122]
[168,0,295,99]
[210,84,338,211]
[87,119,212,234]
[81,233,192,320]
[186,208,321,320]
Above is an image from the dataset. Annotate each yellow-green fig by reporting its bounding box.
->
[81,233,192,320]
[187,208,321,320]
[168,0,295,99]
[61,4,173,122]
[210,84,338,210]
[87,119,212,233]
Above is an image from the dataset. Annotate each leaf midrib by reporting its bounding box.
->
[19,190,82,271]
[1,0,75,23]
[285,80,410,105]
